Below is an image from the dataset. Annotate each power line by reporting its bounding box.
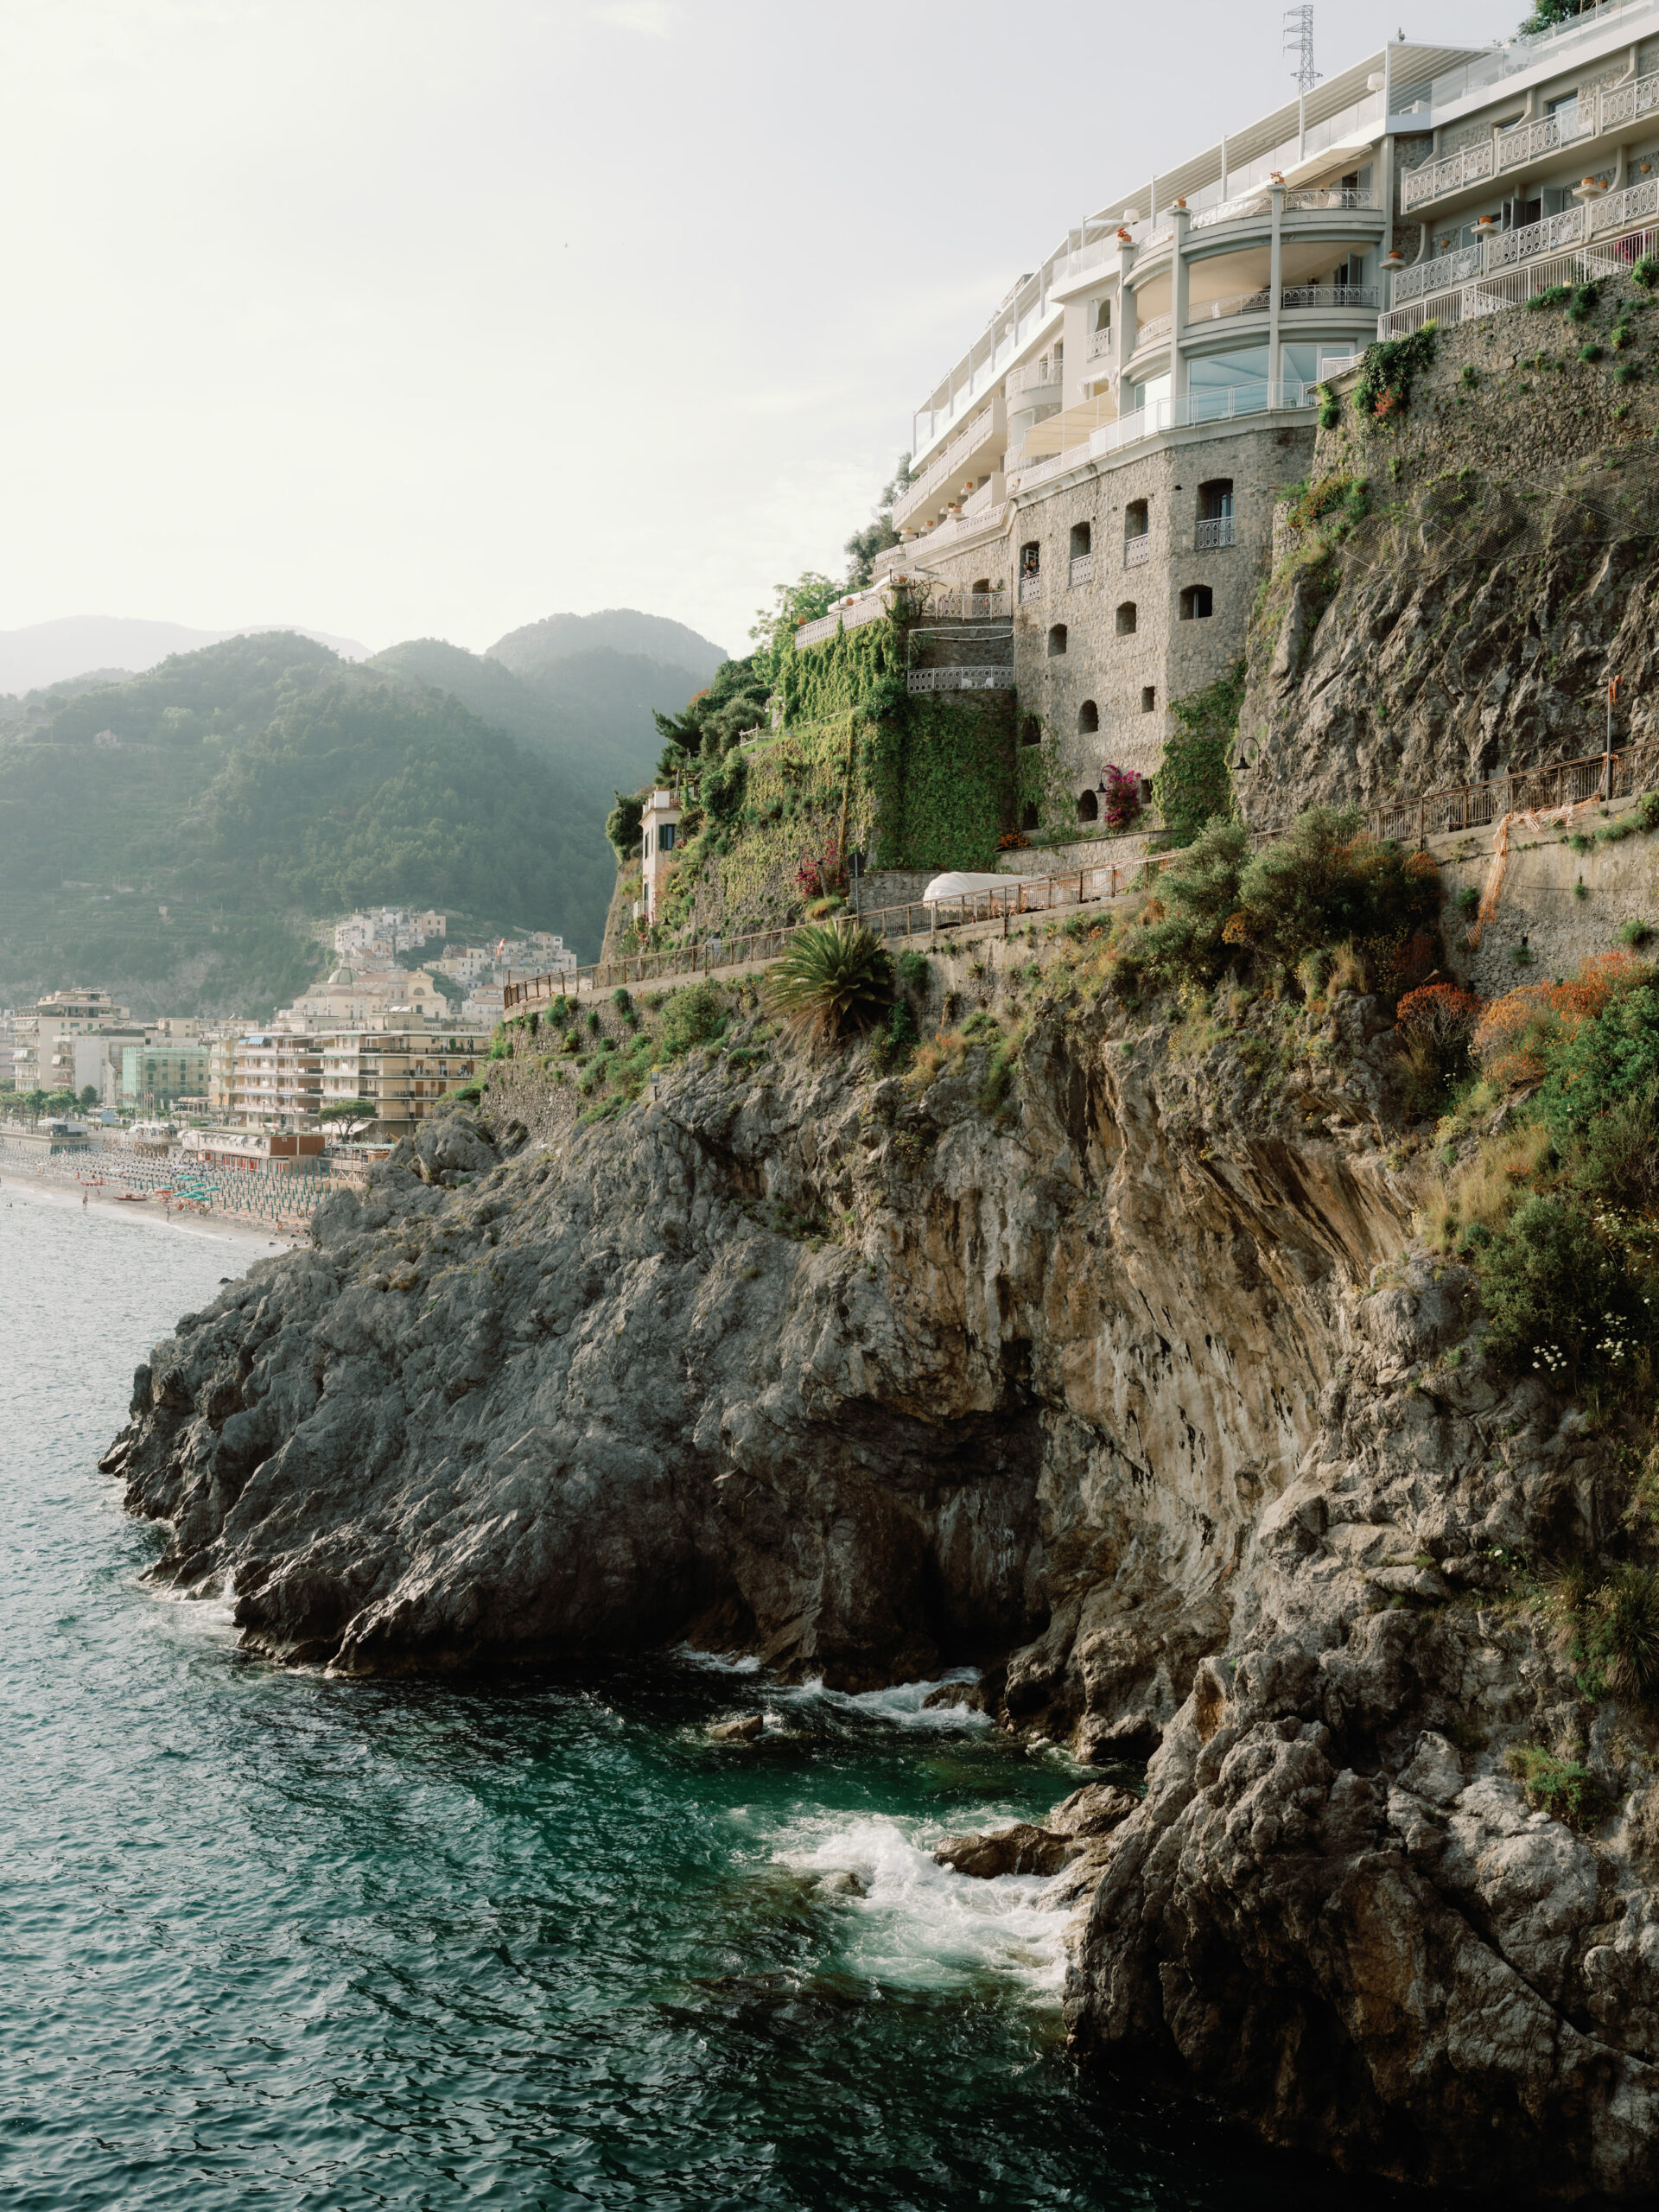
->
[1284,3,1319,94]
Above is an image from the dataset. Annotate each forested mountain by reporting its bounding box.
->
[0,615,370,694]
[0,635,620,1017]
[487,607,726,683]
[368,636,695,807]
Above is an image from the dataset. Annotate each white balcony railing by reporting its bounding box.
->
[1133,313,1173,351]
[906,665,1014,693]
[1005,382,1321,496]
[1087,327,1114,359]
[1124,534,1151,568]
[893,403,1003,526]
[1281,283,1377,309]
[1286,185,1376,213]
[1402,140,1496,213]
[1018,572,1043,602]
[1402,67,1659,214]
[1194,515,1236,549]
[1069,551,1094,585]
[1008,356,1061,395]
[1188,288,1272,325]
[1390,178,1659,306]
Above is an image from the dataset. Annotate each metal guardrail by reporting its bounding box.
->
[1194,516,1236,549]
[503,738,1659,1014]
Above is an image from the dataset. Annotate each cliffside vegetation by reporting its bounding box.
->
[1239,264,1659,825]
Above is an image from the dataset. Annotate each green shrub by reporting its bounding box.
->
[605,791,645,861]
[612,987,632,1015]
[1317,382,1341,430]
[1505,1745,1605,1827]
[762,921,893,1045]
[895,950,931,995]
[657,981,726,1058]
[1353,323,1437,419]
[1620,918,1654,946]
[1636,256,1659,290]
[1580,342,1605,364]
[1456,884,1481,916]
[1615,360,1640,385]
[1532,976,1659,1142]
[1459,364,1478,388]
[1528,284,1573,312]
[1591,1564,1659,1701]
[1567,282,1601,324]
[586,1009,602,1035]
[1640,792,1659,832]
[1473,1194,1639,1382]
[868,997,918,1075]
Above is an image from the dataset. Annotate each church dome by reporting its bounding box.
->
[327,965,354,985]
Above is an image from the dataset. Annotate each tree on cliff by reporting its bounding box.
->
[843,455,912,589]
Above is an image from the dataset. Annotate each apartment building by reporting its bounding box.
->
[232,1031,325,1132]
[119,1044,211,1110]
[12,988,132,1094]
[812,7,1659,831]
[319,1025,491,1135]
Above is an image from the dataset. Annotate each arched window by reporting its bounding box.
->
[1124,499,1149,543]
[1047,624,1068,656]
[1020,541,1040,576]
[1077,700,1099,734]
[1019,714,1043,747]
[1020,803,1039,831]
[1179,584,1214,620]
[1197,480,1235,549]
[971,576,992,594]
[1116,602,1136,635]
[1076,789,1099,823]
[1069,520,1092,557]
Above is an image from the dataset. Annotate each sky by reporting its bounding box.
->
[1,0,1522,663]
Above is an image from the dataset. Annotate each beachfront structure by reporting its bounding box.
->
[319,1025,492,1136]
[12,988,131,1095]
[119,1044,210,1111]
[232,1031,326,1132]
[843,8,1659,819]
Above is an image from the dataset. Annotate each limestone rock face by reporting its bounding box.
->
[1241,302,1659,827]
[933,1823,1075,1879]
[101,999,1659,2194]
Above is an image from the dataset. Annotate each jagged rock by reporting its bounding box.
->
[97,970,1659,2191]
[1048,1782,1141,1840]
[709,1713,765,1741]
[933,1823,1076,1878]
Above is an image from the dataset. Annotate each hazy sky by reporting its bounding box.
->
[3,0,1521,660]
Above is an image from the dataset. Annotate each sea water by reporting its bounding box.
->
[0,1191,1433,2209]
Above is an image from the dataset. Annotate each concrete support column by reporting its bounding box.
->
[1282,183,1292,400]
[1171,204,1192,411]
[1116,236,1138,404]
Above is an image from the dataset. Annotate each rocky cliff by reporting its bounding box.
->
[1243,271,1659,826]
[99,929,1659,2195]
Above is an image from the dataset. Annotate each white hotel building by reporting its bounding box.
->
[817,3,1659,824]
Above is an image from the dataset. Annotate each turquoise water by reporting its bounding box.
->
[2,1190,1427,2209]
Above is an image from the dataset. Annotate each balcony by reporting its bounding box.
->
[1389,175,1659,307]
[1133,312,1173,351]
[1194,516,1236,549]
[1124,534,1151,569]
[1402,67,1659,215]
[1188,288,1270,327]
[1069,552,1094,586]
[1087,327,1114,359]
[1281,283,1376,309]
[893,398,1006,528]
[1018,572,1043,603]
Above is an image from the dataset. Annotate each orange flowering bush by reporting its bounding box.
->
[1474,954,1645,1090]
[1397,982,1482,1048]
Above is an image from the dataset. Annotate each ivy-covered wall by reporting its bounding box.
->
[605,608,1014,953]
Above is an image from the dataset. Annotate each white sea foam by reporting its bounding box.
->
[671,1643,764,1675]
[774,1668,995,1732]
[771,1810,1069,1999]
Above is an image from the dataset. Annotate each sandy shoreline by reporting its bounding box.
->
[0,1171,302,1253]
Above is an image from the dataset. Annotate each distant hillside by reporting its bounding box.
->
[0,634,614,1020]
[487,607,727,685]
[374,631,731,817]
[0,616,372,695]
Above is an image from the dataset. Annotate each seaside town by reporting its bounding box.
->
[0,906,577,1230]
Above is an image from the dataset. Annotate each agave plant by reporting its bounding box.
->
[763,920,893,1046]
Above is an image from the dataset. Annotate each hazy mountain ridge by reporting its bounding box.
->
[0,616,371,696]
